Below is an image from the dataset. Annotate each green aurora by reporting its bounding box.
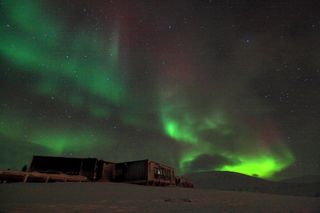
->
[0,0,299,179]
[160,93,294,178]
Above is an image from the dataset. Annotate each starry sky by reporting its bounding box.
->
[0,0,319,179]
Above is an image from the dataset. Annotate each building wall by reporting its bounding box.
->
[114,160,148,183]
[148,161,175,185]
[29,156,99,180]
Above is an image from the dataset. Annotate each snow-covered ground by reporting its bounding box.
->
[0,182,319,212]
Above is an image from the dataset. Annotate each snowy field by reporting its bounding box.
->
[0,182,319,213]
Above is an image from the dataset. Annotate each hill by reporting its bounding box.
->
[281,175,320,184]
[185,171,320,197]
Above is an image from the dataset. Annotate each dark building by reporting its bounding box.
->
[29,155,114,181]
[29,156,176,185]
[114,159,175,186]
[1,156,182,186]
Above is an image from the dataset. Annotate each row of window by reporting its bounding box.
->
[153,167,172,179]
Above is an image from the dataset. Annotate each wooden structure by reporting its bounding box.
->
[0,170,87,183]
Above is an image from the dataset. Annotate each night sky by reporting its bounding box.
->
[1,0,320,179]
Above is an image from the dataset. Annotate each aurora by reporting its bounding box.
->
[1,0,318,180]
